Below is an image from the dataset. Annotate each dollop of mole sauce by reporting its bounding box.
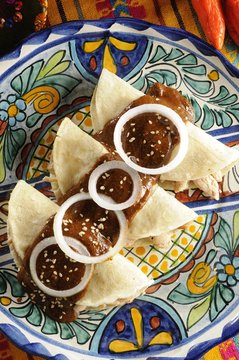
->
[19,83,193,322]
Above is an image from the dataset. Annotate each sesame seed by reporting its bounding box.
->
[132,127,136,132]
[64,228,69,232]
[126,152,131,156]
[158,140,162,144]
[74,268,78,272]
[68,219,73,224]
[166,126,170,130]
[178,106,181,110]
[109,188,114,192]
[79,231,85,236]
[161,154,165,157]
[150,150,154,155]
[46,279,50,283]
[41,233,45,238]
[64,265,67,269]
[59,273,63,277]
[143,139,147,144]
[82,226,88,231]
[156,97,160,101]
[66,277,70,282]
[53,271,57,275]
[130,123,135,126]
[129,137,135,143]
[100,186,105,190]
[98,223,104,230]
[150,144,155,147]
[148,120,152,124]
[53,250,57,255]
[123,176,127,181]
[126,132,130,137]
[120,180,123,185]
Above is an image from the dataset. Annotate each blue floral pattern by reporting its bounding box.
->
[215,255,239,287]
[0,94,26,127]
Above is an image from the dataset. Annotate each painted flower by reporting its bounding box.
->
[0,94,26,127]
[215,255,239,287]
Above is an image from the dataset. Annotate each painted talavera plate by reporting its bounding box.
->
[0,18,239,360]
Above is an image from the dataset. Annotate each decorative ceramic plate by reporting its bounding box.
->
[0,18,239,360]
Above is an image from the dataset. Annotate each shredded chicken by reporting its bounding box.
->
[193,175,220,200]
[151,233,172,248]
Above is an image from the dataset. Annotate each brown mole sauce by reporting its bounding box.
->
[19,83,193,322]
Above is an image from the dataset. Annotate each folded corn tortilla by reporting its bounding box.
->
[7,180,151,311]
[50,118,197,242]
[91,69,239,197]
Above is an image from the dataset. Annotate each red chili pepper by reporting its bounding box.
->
[224,0,239,47]
[192,0,226,50]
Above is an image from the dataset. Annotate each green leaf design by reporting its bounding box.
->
[177,54,197,65]
[2,270,25,297]
[201,104,215,130]
[216,110,232,128]
[37,51,70,80]
[132,72,146,91]
[149,45,167,63]
[26,113,42,128]
[214,217,233,255]
[233,211,239,252]
[168,283,205,305]
[205,249,217,264]
[0,274,7,294]
[184,75,212,94]
[86,311,106,321]
[42,315,58,334]
[35,74,80,99]
[27,304,42,326]
[80,320,98,331]
[209,86,238,106]
[190,98,202,123]
[70,322,91,344]
[183,65,206,76]
[59,322,75,340]
[164,48,183,61]
[209,284,234,321]
[11,61,44,96]
[187,296,210,329]
[10,302,33,317]
[147,69,177,87]
[4,128,26,170]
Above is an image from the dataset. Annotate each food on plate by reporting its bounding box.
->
[49,118,197,244]
[7,71,200,322]
[91,69,239,200]
[8,180,152,321]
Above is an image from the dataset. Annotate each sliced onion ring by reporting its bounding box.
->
[29,236,93,298]
[88,160,141,211]
[113,104,188,175]
[53,192,127,264]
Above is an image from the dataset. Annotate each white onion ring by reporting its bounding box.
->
[53,192,127,264]
[29,236,93,298]
[88,160,141,211]
[113,104,188,175]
